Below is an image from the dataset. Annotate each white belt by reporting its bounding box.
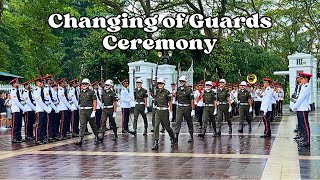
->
[80,107,93,110]
[240,103,249,105]
[156,107,168,110]
[219,102,228,105]
[103,105,113,109]
[135,102,145,105]
[204,104,214,106]
[178,103,190,107]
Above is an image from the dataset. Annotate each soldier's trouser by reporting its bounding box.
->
[263,111,272,136]
[25,111,35,138]
[95,109,102,129]
[254,101,262,116]
[152,107,164,130]
[172,104,177,122]
[79,109,99,137]
[154,109,174,140]
[197,106,204,127]
[122,108,130,131]
[59,110,70,137]
[174,106,193,134]
[277,100,283,114]
[35,112,46,142]
[133,104,148,130]
[101,108,117,135]
[53,112,60,137]
[12,112,22,140]
[217,104,231,128]
[239,105,251,128]
[71,110,80,134]
[203,106,215,130]
[297,111,310,144]
[47,112,55,138]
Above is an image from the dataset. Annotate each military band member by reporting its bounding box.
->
[99,79,118,141]
[92,81,103,130]
[57,78,73,140]
[50,83,61,140]
[130,78,148,136]
[33,77,51,145]
[69,79,80,137]
[75,78,100,146]
[152,77,175,150]
[253,84,263,116]
[237,81,252,133]
[174,75,195,144]
[120,79,130,133]
[194,80,204,129]
[198,81,217,138]
[9,78,26,143]
[277,85,284,116]
[22,81,36,141]
[43,75,59,142]
[260,78,273,138]
[216,79,232,136]
[292,72,312,147]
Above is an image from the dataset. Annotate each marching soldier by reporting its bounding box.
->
[260,78,273,138]
[33,77,51,145]
[170,83,177,122]
[92,81,103,130]
[22,81,36,141]
[292,72,312,147]
[150,77,165,133]
[174,75,195,144]
[75,78,100,146]
[57,78,73,140]
[237,81,252,133]
[50,83,61,140]
[130,78,148,136]
[99,79,118,141]
[68,79,80,137]
[120,79,131,133]
[151,77,175,150]
[198,81,217,138]
[216,79,232,136]
[43,75,59,142]
[9,78,26,143]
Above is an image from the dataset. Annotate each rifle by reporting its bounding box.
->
[176,63,180,86]
[154,63,158,96]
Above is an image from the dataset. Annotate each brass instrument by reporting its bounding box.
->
[247,74,257,84]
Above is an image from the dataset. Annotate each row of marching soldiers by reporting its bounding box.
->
[8,75,119,145]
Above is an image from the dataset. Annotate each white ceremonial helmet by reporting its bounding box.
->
[136,78,143,83]
[219,79,226,83]
[105,79,113,86]
[157,77,165,84]
[205,81,213,86]
[81,78,91,84]
[240,81,247,86]
[179,76,187,82]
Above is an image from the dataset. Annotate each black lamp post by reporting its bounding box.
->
[157,50,173,64]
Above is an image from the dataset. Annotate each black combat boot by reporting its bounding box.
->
[129,130,137,136]
[143,128,147,136]
[111,134,118,141]
[217,128,221,137]
[248,123,252,132]
[170,136,175,147]
[187,133,194,143]
[229,126,232,134]
[212,129,217,137]
[152,140,159,150]
[174,134,179,145]
[75,137,83,146]
[238,124,243,133]
[198,129,206,139]
[160,128,165,133]
[94,135,100,145]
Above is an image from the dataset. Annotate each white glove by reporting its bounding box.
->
[249,107,253,113]
[90,111,96,118]
[113,112,117,118]
[228,106,232,112]
[55,110,59,113]
[169,111,173,121]
[214,109,217,115]
[144,108,148,114]
[191,110,195,117]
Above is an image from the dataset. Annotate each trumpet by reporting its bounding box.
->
[247,74,257,84]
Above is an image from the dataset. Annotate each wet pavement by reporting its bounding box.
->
[0,110,319,179]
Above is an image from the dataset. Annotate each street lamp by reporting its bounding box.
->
[290,34,312,54]
[157,50,173,64]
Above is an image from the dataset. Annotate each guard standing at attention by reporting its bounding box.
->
[22,81,36,141]
[120,79,131,133]
[237,81,253,133]
[260,78,273,138]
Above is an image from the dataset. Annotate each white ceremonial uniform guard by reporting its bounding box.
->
[260,78,273,138]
